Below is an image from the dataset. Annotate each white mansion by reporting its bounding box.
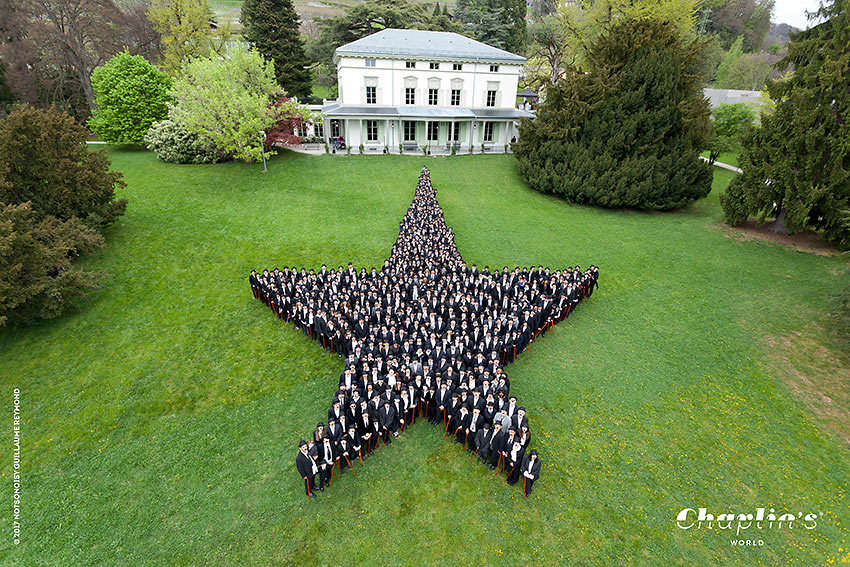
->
[313,29,534,154]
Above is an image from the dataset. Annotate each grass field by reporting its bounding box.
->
[1,150,848,566]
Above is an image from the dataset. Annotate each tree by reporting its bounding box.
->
[0,201,106,326]
[147,0,216,75]
[241,0,312,98]
[455,0,525,51]
[456,0,510,49]
[308,0,460,73]
[0,0,162,121]
[264,96,319,148]
[555,0,701,73]
[706,102,756,164]
[0,106,127,230]
[715,51,773,90]
[525,16,570,87]
[169,45,282,162]
[721,1,850,247]
[514,19,712,210]
[0,106,127,325]
[89,51,173,145]
[713,34,743,86]
[708,0,774,51]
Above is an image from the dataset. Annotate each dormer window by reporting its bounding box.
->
[489,65,499,72]
[453,63,463,71]
[430,62,439,70]
[406,61,416,68]
[365,59,376,67]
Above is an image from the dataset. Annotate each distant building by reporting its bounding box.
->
[318,29,534,154]
[703,88,764,111]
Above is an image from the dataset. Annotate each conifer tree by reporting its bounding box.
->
[721,0,850,248]
[241,0,312,97]
[514,19,712,210]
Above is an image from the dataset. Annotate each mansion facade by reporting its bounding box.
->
[314,29,534,154]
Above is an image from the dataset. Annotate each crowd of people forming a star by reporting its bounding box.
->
[250,167,599,500]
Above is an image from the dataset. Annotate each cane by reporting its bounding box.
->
[508,463,517,480]
[444,418,451,438]
[343,455,356,478]
[497,453,503,472]
[358,447,364,465]
[464,430,469,449]
[523,475,527,496]
[304,477,311,503]
[329,461,336,487]
[472,448,478,460]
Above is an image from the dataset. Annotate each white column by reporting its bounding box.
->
[501,120,509,149]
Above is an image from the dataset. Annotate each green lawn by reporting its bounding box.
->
[1,151,848,566]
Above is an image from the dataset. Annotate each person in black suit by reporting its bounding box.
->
[520,449,541,496]
[505,440,524,485]
[378,399,397,445]
[318,437,335,490]
[296,440,319,498]
[474,422,492,462]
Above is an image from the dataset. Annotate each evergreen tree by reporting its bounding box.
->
[514,19,712,211]
[241,0,312,98]
[501,0,526,53]
[721,0,850,248]
[714,35,743,86]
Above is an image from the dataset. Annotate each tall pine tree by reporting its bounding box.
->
[721,0,850,248]
[241,0,312,98]
[514,19,712,211]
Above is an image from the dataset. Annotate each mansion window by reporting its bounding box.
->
[331,120,341,138]
[483,122,494,142]
[406,61,416,68]
[451,122,460,142]
[451,89,460,106]
[427,121,439,141]
[403,120,416,142]
[486,90,496,107]
[489,65,499,72]
[428,88,438,106]
[314,122,324,138]
[405,88,415,105]
[366,120,378,142]
[453,63,463,71]
[430,62,439,70]
[365,59,376,67]
[366,86,376,104]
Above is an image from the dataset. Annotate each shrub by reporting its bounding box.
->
[89,50,172,145]
[144,119,220,164]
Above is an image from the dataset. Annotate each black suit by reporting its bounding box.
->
[520,455,542,495]
[296,450,318,495]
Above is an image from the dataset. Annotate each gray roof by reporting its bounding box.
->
[322,102,534,120]
[517,88,538,98]
[335,29,526,64]
[703,88,763,109]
